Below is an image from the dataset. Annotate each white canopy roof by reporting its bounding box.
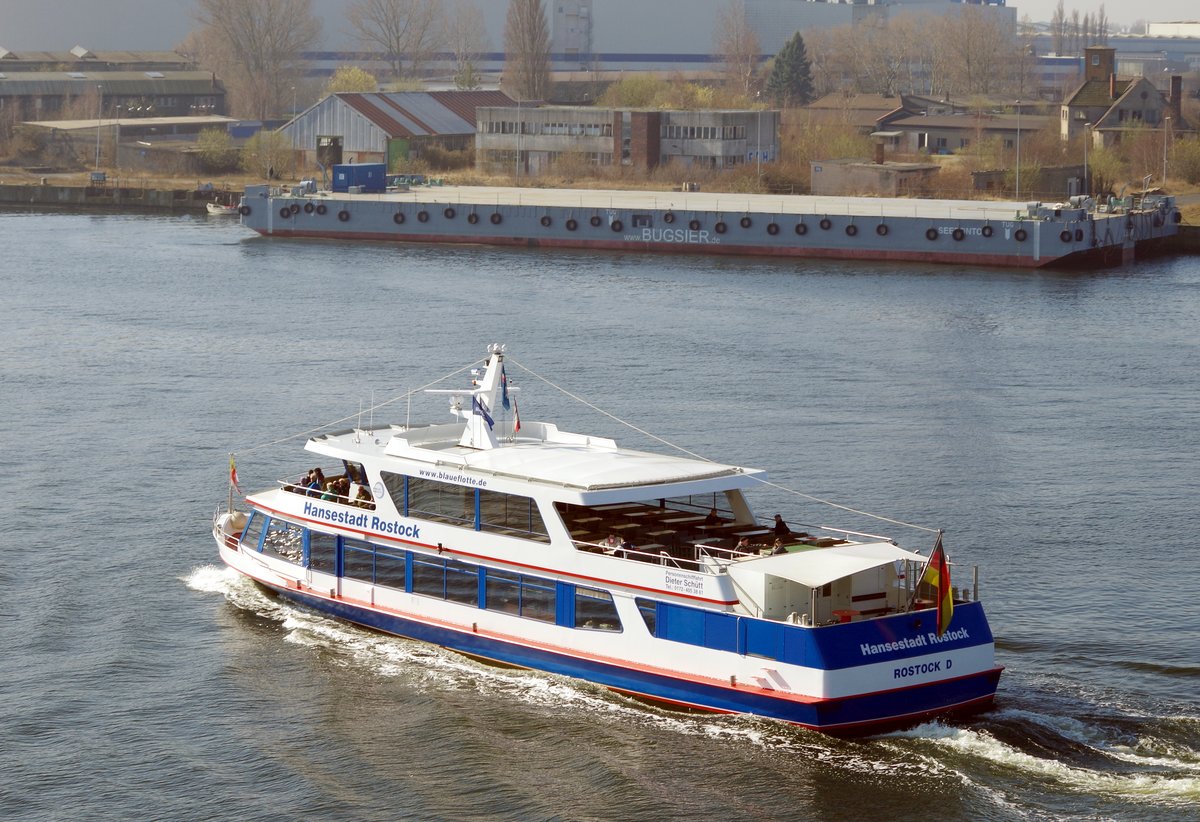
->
[727,542,928,589]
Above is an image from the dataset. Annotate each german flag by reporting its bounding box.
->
[921,532,954,636]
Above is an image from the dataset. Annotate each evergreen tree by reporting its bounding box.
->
[766,31,814,107]
[504,0,550,101]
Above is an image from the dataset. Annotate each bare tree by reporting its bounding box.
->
[1050,0,1066,55]
[347,0,444,79]
[504,0,550,100]
[1095,5,1109,45]
[191,0,321,120]
[445,0,489,90]
[715,0,761,96]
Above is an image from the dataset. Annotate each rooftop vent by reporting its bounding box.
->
[70,45,95,59]
[0,47,16,59]
[145,71,164,79]
[67,71,88,79]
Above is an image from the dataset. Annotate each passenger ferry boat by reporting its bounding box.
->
[212,345,1002,735]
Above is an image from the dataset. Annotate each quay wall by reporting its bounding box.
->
[0,183,238,212]
[1165,224,1200,253]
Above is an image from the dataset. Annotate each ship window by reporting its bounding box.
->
[575,587,621,631]
[239,511,265,552]
[261,517,304,563]
[374,548,407,590]
[343,538,375,582]
[309,530,337,572]
[412,555,448,597]
[445,559,480,605]
[406,476,474,529]
[478,488,549,542]
[635,598,658,635]
[485,569,556,622]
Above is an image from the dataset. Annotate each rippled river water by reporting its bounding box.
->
[1,210,1197,821]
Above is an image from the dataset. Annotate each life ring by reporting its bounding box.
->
[926,227,938,241]
[590,215,602,227]
[279,206,291,219]
[767,223,779,235]
[303,202,314,214]
[740,216,752,229]
[795,223,807,236]
[952,228,965,241]
[315,204,327,215]
[467,212,479,224]
[417,210,430,222]
[238,204,251,216]
[289,203,300,215]
[663,212,675,224]
[540,215,552,227]
[1074,228,1084,242]
[876,223,888,236]
[337,210,350,222]
[490,212,502,225]
[981,225,993,238]
[566,218,577,231]
[715,221,727,234]
[393,212,405,225]
[845,224,858,237]
[443,207,456,219]
[1014,228,1027,242]
[688,219,701,231]
[1060,229,1072,243]
[819,218,832,231]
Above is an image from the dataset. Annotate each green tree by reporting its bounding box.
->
[196,128,239,172]
[323,66,379,95]
[766,31,814,107]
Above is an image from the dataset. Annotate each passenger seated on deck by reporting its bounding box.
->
[307,468,326,497]
[601,533,623,552]
[773,514,791,539]
[619,538,636,558]
[704,507,721,525]
[734,536,753,553]
[771,538,789,555]
[354,485,375,510]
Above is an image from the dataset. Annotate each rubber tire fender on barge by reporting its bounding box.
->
[279,206,291,219]
[238,204,251,216]
[845,224,858,237]
[491,213,502,225]
[393,212,406,225]
[443,207,456,220]
[926,227,938,241]
[611,219,624,232]
[1060,229,1072,243]
[566,218,577,231]
[663,212,675,224]
[795,223,807,235]
[819,218,832,231]
[316,204,327,215]
[590,215,602,227]
[876,223,888,236]
[952,228,965,241]
[715,221,727,234]
[767,223,779,235]
[740,216,752,229]
[1014,228,1027,242]
[981,225,993,238]
[689,219,701,231]
[338,210,350,222]
[303,202,314,214]
[540,215,552,227]
[467,212,478,224]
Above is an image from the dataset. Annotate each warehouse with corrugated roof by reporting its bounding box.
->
[280,90,514,169]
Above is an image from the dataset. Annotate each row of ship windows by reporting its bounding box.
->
[243,512,818,665]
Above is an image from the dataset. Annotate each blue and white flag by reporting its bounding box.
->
[501,365,511,410]
[473,395,494,429]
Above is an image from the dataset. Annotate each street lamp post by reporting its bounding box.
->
[1015,99,1021,201]
[94,85,103,170]
[516,97,522,181]
[1163,115,1171,188]
[1083,122,1090,198]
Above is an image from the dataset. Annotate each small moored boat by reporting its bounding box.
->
[212,345,1002,735]
[206,201,239,216]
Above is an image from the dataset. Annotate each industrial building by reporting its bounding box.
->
[474,106,779,176]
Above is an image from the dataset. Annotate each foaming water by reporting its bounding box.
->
[5,211,1199,821]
